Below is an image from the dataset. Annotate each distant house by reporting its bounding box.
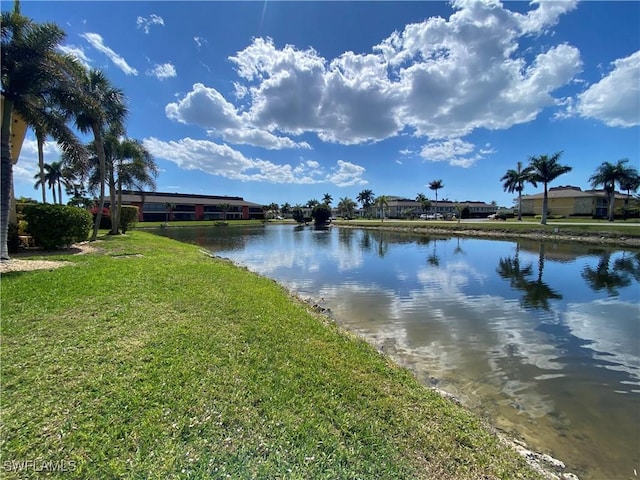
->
[117,190,265,222]
[520,185,628,218]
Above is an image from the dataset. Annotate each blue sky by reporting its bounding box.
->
[12,1,640,208]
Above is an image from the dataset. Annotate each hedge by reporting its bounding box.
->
[23,204,93,249]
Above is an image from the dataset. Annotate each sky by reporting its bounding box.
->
[11,0,640,208]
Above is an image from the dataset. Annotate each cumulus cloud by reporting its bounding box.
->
[574,50,640,128]
[81,32,138,75]
[166,83,310,149]
[420,139,495,168]
[11,138,62,186]
[164,1,584,156]
[143,137,365,186]
[136,14,164,34]
[146,62,177,80]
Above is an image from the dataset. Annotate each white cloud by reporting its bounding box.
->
[193,36,207,48]
[146,62,177,80]
[326,160,368,187]
[574,50,640,128]
[164,1,583,160]
[58,44,91,68]
[217,128,311,150]
[420,138,495,168]
[12,138,62,186]
[136,14,164,34]
[166,83,310,150]
[81,32,138,75]
[143,137,365,186]
[166,83,242,129]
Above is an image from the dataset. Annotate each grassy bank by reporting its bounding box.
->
[332,218,640,247]
[1,232,543,479]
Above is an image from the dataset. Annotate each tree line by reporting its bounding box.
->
[1,2,158,259]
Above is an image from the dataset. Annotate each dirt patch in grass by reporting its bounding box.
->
[0,242,101,273]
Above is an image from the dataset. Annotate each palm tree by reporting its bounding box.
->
[416,192,431,215]
[500,161,536,221]
[1,3,84,259]
[589,159,637,222]
[306,199,319,209]
[164,203,175,225]
[33,160,66,204]
[357,189,374,217]
[114,138,157,231]
[218,203,231,221]
[428,180,444,218]
[280,202,291,217]
[59,68,127,241]
[322,193,333,207]
[527,152,572,225]
[374,195,389,222]
[337,196,356,219]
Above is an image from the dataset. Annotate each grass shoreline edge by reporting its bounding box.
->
[2,231,580,479]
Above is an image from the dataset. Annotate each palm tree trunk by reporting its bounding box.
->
[108,165,118,235]
[116,178,123,232]
[1,98,14,260]
[36,129,46,203]
[58,179,63,205]
[541,184,548,225]
[91,124,106,242]
[52,183,57,204]
[608,191,615,222]
[517,191,523,221]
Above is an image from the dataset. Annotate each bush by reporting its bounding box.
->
[311,204,331,224]
[119,205,139,233]
[23,204,93,249]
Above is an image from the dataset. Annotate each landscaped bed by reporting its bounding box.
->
[2,232,560,478]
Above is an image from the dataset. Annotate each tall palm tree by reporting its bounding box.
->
[322,193,333,207]
[428,180,444,218]
[60,68,127,241]
[114,138,157,231]
[416,192,431,214]
[500,161,536,221]
[374,195,389,222]
[357,189,374,217]
[33,160,67,204]
[33,167,56,203]
[589,158,637,222]
[1,3,84,259]
[527,152,572,225]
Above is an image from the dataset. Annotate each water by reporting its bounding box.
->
[154,224,640,479]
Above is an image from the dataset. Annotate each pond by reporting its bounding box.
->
[153,224,640,480]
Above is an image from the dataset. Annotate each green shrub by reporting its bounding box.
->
[119,205,139,233]
[311,204,331,224]
[23,204,93,249]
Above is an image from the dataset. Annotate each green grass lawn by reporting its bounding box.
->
[1,232,542,479]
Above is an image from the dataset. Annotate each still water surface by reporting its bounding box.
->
[155,224,640,479]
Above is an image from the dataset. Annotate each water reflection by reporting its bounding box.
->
[153,225,639,479]
[581,250,640,295]
[497,243,563,311]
